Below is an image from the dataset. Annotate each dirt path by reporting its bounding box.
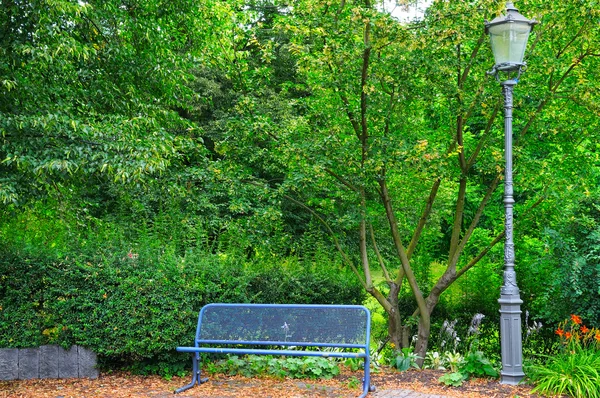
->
[3,372,355,398]
[0,369,541,398]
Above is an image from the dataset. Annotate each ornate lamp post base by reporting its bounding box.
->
[498,294,524,384]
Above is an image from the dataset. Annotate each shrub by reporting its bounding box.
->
[459,350,498,378]
[438,350,498,387]
[0,247,363,376]
[245,257,365,305]
[531,215,600,329]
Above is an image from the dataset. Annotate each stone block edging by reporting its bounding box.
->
[0,345,98,381]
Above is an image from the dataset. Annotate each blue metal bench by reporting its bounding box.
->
[175,303,374,397]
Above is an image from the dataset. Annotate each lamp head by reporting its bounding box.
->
[485,2,537,80]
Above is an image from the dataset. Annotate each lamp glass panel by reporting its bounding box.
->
[489,22,531,65]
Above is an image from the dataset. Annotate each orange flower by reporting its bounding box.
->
[570,314,582,324]
[581,325,589,334]
[565,332,572,339]
[556,328,564,337]
[595,332,600,342]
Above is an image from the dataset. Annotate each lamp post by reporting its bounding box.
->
[484,2,537,385]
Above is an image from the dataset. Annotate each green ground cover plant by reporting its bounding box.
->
[390,347,421,372]
[208,355,341,380]
[437,350,499,387]
[434,314,499,387]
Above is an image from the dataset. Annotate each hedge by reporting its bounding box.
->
[0,249,364,375]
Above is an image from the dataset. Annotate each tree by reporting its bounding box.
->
[0,0,207,205]
[202,0,600,361]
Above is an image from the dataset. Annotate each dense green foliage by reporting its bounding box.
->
[0,247,362,372]
[531,194,600,327]
[0,0,204,204]
[1,0,600,381]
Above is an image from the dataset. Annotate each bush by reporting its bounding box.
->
[0,247,363,376]
[245,257,364,305]
[528,195,600,328]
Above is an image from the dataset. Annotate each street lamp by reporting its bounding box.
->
[484,2,537,385]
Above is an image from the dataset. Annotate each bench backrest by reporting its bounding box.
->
[195,303,370,349]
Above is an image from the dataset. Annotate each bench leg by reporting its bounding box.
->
[174,353,209,394]
[359,355,374,398]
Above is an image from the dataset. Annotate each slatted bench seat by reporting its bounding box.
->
[175,303,374,397]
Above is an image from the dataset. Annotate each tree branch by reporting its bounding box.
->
[407,178,441,259]
[335,0,346,24]
[379,179,429,325]
[449,174,501,268]
[518,52,588,142]
[456,116,467,172]
[281,192,367,288]
[448,177,467,265]
[459,32,486,87]
[455,193,546,279]
[360,22,371,163]
[463,84,485,124]
[360,192,373,288]
[411,192,546,320]
[555,19,589,60]
[326,61,362,138]
[466,104,500,170]
[324,168,360,192]
[370,222,392,283]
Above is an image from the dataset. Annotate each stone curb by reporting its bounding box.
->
[0,345,98,381]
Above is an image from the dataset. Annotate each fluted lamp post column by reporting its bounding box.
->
[484,2,537,385]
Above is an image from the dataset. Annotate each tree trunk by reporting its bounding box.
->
[387,303,403,350]
[414,317,430,365]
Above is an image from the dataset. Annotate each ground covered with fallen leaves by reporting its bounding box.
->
[1,367,543,398]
